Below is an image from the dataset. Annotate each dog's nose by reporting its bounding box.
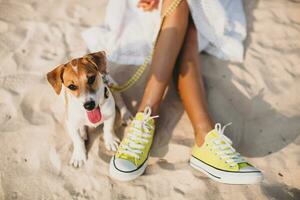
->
[83,101,96,111]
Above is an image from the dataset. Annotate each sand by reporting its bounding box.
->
[0,0,300,199]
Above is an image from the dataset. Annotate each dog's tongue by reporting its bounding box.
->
[87,106,102,124]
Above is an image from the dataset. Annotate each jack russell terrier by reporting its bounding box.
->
[47,51,131,168]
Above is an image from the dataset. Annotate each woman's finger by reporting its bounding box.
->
[138,1,158,11]
[137,2,150,8]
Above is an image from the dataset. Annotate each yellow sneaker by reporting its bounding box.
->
[190,123,263,184]
[109,107,158,181]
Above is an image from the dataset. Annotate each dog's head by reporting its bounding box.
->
[47,51,108,123]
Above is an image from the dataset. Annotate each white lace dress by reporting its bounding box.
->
[82,0,246,65]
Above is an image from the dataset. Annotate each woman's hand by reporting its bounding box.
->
[137,0,159,12]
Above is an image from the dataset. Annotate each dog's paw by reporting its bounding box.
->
[69,147,87,168]
[103,133,120,152]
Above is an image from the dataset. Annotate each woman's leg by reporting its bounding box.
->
[176,20,214,146]
[138,0,189,115]
[110,1,190,181]
[175,21,263,184]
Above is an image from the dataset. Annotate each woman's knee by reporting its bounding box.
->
[161,0,189,29]
[162,0,189,14]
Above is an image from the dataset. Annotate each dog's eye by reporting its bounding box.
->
[68,84,78,90]
[87,75,96,85]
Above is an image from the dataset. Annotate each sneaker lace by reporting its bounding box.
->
[211,123,245,168]
[118,107,158,160]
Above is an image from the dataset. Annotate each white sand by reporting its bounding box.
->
[0,0,300,199]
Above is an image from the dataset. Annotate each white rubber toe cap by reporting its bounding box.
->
[109,156,149,181]
[113,157,137,172]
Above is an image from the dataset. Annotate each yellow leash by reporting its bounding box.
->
[108,0,183,92]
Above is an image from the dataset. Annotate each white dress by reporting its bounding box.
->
[82,0,246,65]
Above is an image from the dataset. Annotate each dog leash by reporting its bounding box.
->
[107,0,183,92]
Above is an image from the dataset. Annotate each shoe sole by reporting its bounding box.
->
[109,156,148,181]
[190,156,263,184]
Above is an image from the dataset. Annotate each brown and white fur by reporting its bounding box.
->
[47,51,131,168]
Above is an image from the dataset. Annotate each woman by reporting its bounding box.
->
[83,0,263,184]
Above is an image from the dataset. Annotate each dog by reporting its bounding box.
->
[47,51,131,167]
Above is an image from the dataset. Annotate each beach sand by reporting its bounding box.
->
[0,0,300,199]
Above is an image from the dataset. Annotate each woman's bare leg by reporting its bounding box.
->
[176,20,214,146]
[138,0,189,115]
[174,21,263,184]
[137,0,213,146]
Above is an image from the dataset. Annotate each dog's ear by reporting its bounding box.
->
[85,51,107,74]
[46,64,65,95]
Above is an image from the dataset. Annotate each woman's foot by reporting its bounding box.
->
[190,123,263,184]
[109,107,158,181]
